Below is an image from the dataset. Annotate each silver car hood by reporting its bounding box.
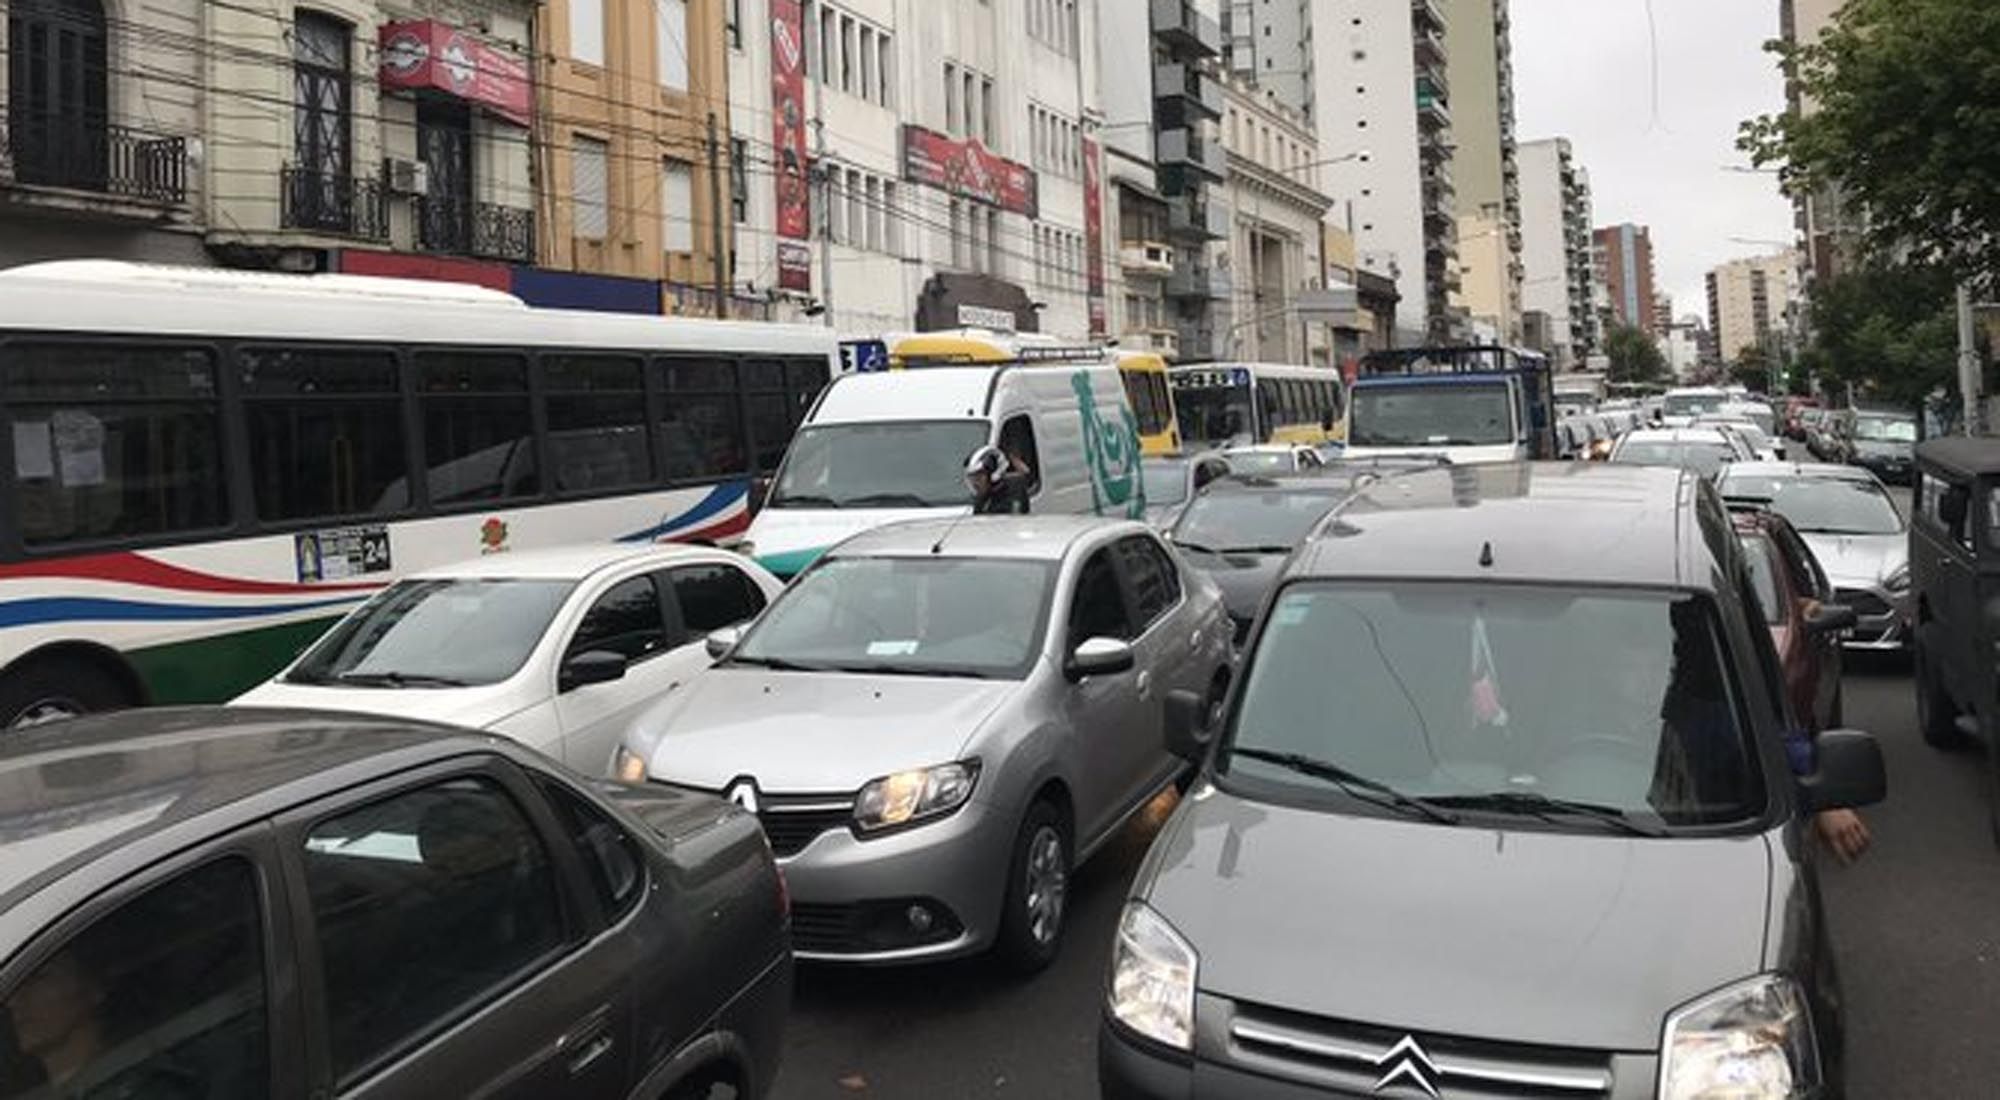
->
[1798,530,1903,587]
[633,668,1018,791]
[1140,787,1771,1050]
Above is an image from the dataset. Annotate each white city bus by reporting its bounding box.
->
[0,261,838,725]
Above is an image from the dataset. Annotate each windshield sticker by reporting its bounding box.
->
[1467,615,1509,729]
[867,640,920,656]
[1272,594,1311,626]
[1072,370,1146,519]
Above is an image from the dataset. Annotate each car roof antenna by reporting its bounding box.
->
[932,512,970,555]
[1479,541,1495,568]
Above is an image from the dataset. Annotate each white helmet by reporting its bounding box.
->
[964,445,1005,480]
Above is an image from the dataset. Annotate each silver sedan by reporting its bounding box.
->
[1718,461,1912,649]
[615,515,1234,971]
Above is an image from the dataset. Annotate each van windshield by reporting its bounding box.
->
[1349,382,1514,447]
[768,420,990,509]
[1221,583,1765,830]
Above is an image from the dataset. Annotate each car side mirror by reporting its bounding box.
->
[1798,729,1887,812]
[1066,636,1135,681]
[1164,688,1215,762]
[560,650,628,692]
[1806,603,1858,635]
[705,626,743,660]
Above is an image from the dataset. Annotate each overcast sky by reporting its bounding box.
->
[1510,0,1796,320]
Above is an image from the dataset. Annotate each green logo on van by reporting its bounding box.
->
[1072,370,1146,519]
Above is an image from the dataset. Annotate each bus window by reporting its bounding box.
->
[1257,379,1281,440]
[657,357,748,481]
[242,345,407,522]
[4,342,227,546]
[786,357,831,426]
[544,355,651,496]
[415,352,537,508]
[744,358,793,475]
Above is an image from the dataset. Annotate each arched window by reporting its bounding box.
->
[7,0,109,189]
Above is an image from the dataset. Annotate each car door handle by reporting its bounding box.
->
[559,1010,616,1077]
[1136,671,1152,699]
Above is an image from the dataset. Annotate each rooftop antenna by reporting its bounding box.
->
[1479,541,1495,568]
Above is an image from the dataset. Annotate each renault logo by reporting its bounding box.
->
[724,780,760,815]
[1372,1035,1442,1098]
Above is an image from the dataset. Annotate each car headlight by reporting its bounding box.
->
[1108,902,1199,1051]
[613,745,650,785]
[851,761,979,833]
[1885,564,1910,592]
[1659,974,1819,1100]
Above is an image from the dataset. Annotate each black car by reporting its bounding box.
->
[1911,437,2000,841]
[1846,410,1919,485]
[0,708,790,1100]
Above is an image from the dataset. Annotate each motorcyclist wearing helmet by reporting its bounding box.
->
[966,444,1032,515]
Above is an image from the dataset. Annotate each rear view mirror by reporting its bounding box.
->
[560,650,628,692]
[1798,729,1887,812]
[705,627,743,660]
[1806,604,1858,635]
[1066,636,1135,680]
[1164,688,1215,762]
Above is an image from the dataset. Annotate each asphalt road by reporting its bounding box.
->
[771,659,2000,1099]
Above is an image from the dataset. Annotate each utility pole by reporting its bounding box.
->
[1958,281,1984,436]
[812,40,834,328]
[706,112,727,320]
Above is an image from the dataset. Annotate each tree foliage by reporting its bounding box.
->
[1797,262,1961,408]
[1603,322,1669,385]
[1739,0,2000,286]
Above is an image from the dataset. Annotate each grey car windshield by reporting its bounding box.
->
[288,579,575,686]
[769,420,989,508]
[735,556,1055,678]
[1350,383,1513,447]
[1852,415,1917,443]
[1663,392,1726,418]
[1612,441,1737,478]
[1142,459,1193,505]
[1172,491,1342,553]
[1223,584,1764,828]
[1719,474,1902,535]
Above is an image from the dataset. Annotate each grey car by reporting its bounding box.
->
[0,708,790,1100]
[616,516,1233,971]
[1141,451,1234,530]
[1101,463,1886,1099]
[1719,461,1912,650]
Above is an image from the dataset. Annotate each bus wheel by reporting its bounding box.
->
[0,657,131,729]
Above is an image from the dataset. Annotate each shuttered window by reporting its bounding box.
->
[573,136,608,237]
[662,158,693,253]
[570,0,604,64]
[656,0,688,90]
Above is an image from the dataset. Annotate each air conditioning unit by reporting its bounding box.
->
[384,157,430,196]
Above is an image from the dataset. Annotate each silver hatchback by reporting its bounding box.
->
[616,516,1234,971]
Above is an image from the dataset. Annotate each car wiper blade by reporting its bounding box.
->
[841,492,938,508]
[827,662,991,680]
[1430,791,1665,837]
[1219,545,1297,556]
[1229,747,1459,825]
[724,655,832,673]
[769,493,840,508]
[1172,541,1223,555]
[333,671,469,688]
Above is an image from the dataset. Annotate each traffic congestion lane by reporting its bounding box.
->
[773,663,1995,1100]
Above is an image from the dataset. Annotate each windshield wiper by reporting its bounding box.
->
[1228,747,1459,825]
[1430,791,1665,837]
[769,493,840,509]
[1172,541,1223,555]
[1219,545,1298,556]
[841,492,939,508]
[332,671,470,688]
[827,662,992,679]
[725,654,833,673]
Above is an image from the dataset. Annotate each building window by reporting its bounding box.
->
[656,0,688,90]
[729,137,747,223]
[944,62,960,135]
[818,4,835,81]
[859,26,876,103]
[876,33,892,107]
[8,0,110,192]
[291,11,352,230]
[865,176,883,252]
[662,157,693,253]
[840,15,856,95]
[988,209,1003,277]
[846,167,864,250]
[981,78,995,145]
[570,0,604,65]
[573,135,609,238]
[964,70,978,140]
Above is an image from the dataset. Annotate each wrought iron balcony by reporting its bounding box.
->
[417,196,536,263]
[281,165,391,240]
[0,112,188,205]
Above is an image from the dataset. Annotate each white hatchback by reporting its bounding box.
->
[234,543,782,773]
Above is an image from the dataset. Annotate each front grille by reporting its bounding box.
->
[789,899,963,955]
[1225,1000,1614,1098]
[758,806,854,856]
[1837,588,1892,618]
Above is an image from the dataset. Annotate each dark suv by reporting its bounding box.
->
[1911,437,2000,841]
[1102,462,1886,1099]
[0,708,790,1100]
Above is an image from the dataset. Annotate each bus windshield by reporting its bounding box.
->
[1175,383,1255,445]
[1350,382,1515,447]
[769,420,990,509]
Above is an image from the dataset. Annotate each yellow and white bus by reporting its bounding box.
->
[884,329,1182,455]
[0,261,838,725]
[1169,362,1347,448]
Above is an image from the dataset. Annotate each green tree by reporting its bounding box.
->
[1739,0,2000,285]
[1603,322,1669,385]
[1799,262,1961,407]
[1730,345,1773,395]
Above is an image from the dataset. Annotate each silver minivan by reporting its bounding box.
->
[616,516,1233,971]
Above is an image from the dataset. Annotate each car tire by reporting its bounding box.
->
[1914,627,1968,750]
[994,800,1072,975]
[665,1072,737,1100]
[0,656,131,730]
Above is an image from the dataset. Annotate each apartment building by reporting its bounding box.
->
[1221,76,1332,366]
[1443,0,1521,341]
[1595,222,1657,335]
[1707,251,1798,367]
[1518,137,1598,367]
[1781,0,1851,288]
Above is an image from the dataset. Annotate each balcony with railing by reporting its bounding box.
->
[1155,62,1226,125]
[1416,78,1451,129]
[1167,193,1230,241]
[0,111,189,209]
[1167,255,1232,301]
[1411,0,1445,31]
[281,165,391,240]
[416,195,536,263]
[1153,0,1223,58]
[1414,29,1447,66]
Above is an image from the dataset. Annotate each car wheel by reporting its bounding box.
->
[0,656,131,730]
[666,1072,737,1100]
[994,800,1071,975]
[1914,627,1968,750]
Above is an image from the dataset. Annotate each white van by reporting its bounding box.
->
[742,364,1146,577]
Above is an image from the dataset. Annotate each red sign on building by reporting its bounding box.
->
[378,20,530,126]
[901,126,1038,219]
[1082,137,1106,339]
[769,0,812,245]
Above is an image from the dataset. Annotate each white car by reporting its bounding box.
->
[1608,426,1757,479]
[234,543,783,772]
[1221,443,1326,476]
[1693,414,1787,462]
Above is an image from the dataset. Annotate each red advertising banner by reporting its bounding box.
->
[379,21,530,127]
[777,242,813,292]
[901,126,1039,219]
[1082,137,1106,339]
[770,0,812,244]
